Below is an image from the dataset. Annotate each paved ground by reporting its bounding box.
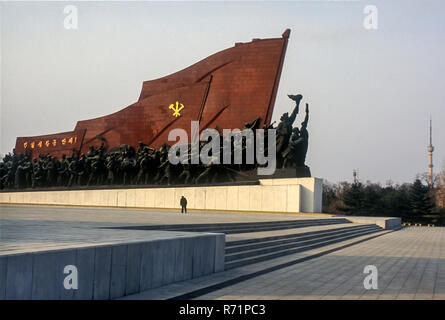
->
[0,204,335,255]
[162,227,445,300]
[0,204,327,225]
[0,219,210,255]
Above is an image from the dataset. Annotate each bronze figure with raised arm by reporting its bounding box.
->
[276,94,303,161]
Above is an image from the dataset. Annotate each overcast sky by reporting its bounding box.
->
[1,0,444,184]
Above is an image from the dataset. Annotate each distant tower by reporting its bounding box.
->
[353,169,358,184]
[428,117,434,187]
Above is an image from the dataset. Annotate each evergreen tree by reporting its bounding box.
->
[362,184,382,216]
[337,182,365,215]
[381,184,411,218]
[324,178,439,223]
[409,179,434,216]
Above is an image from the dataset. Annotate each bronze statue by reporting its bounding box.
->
[281,127,300,168]
[1,93,314,190]
[57,154,69,186]
[276,94,302,166]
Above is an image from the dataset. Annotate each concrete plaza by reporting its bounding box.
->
[0,204,328,255]
[1,204,444,300]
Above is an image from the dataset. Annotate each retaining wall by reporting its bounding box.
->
[0,233,225,300]
[0,178,323,213]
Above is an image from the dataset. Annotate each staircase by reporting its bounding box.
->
[111,218,385,271]
[225,224,383,269]
[117,217,390,300]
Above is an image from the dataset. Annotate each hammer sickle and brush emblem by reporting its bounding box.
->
[169,101,185,117]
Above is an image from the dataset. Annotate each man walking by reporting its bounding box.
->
[180,196,188,214]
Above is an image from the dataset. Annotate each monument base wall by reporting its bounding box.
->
[0,178,323,213]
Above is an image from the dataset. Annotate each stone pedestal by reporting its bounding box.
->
[0,177,323,213]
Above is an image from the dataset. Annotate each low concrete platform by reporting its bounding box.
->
[0,205,234,299]
[0,233,224,300]
[342,216,402,230]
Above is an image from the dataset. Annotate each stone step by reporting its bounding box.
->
[108,218,350,234]
[193,220,347,234]
[225,225,380,262]
[111,218,348,230]
[225,227,383,270]
[225,224,377,253]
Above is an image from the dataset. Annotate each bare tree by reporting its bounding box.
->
[434,161,445,208]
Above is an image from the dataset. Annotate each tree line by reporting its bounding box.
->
[322,166,445,226]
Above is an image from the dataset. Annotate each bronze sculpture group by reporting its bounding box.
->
[0,95,311,190]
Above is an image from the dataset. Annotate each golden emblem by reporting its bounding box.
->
[169,101,184,117]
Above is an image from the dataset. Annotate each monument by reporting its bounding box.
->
[1,28,317,191]
[0,29,321,215]
[0,29,329,300]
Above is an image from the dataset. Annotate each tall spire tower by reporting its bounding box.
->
[428,116,434,187]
